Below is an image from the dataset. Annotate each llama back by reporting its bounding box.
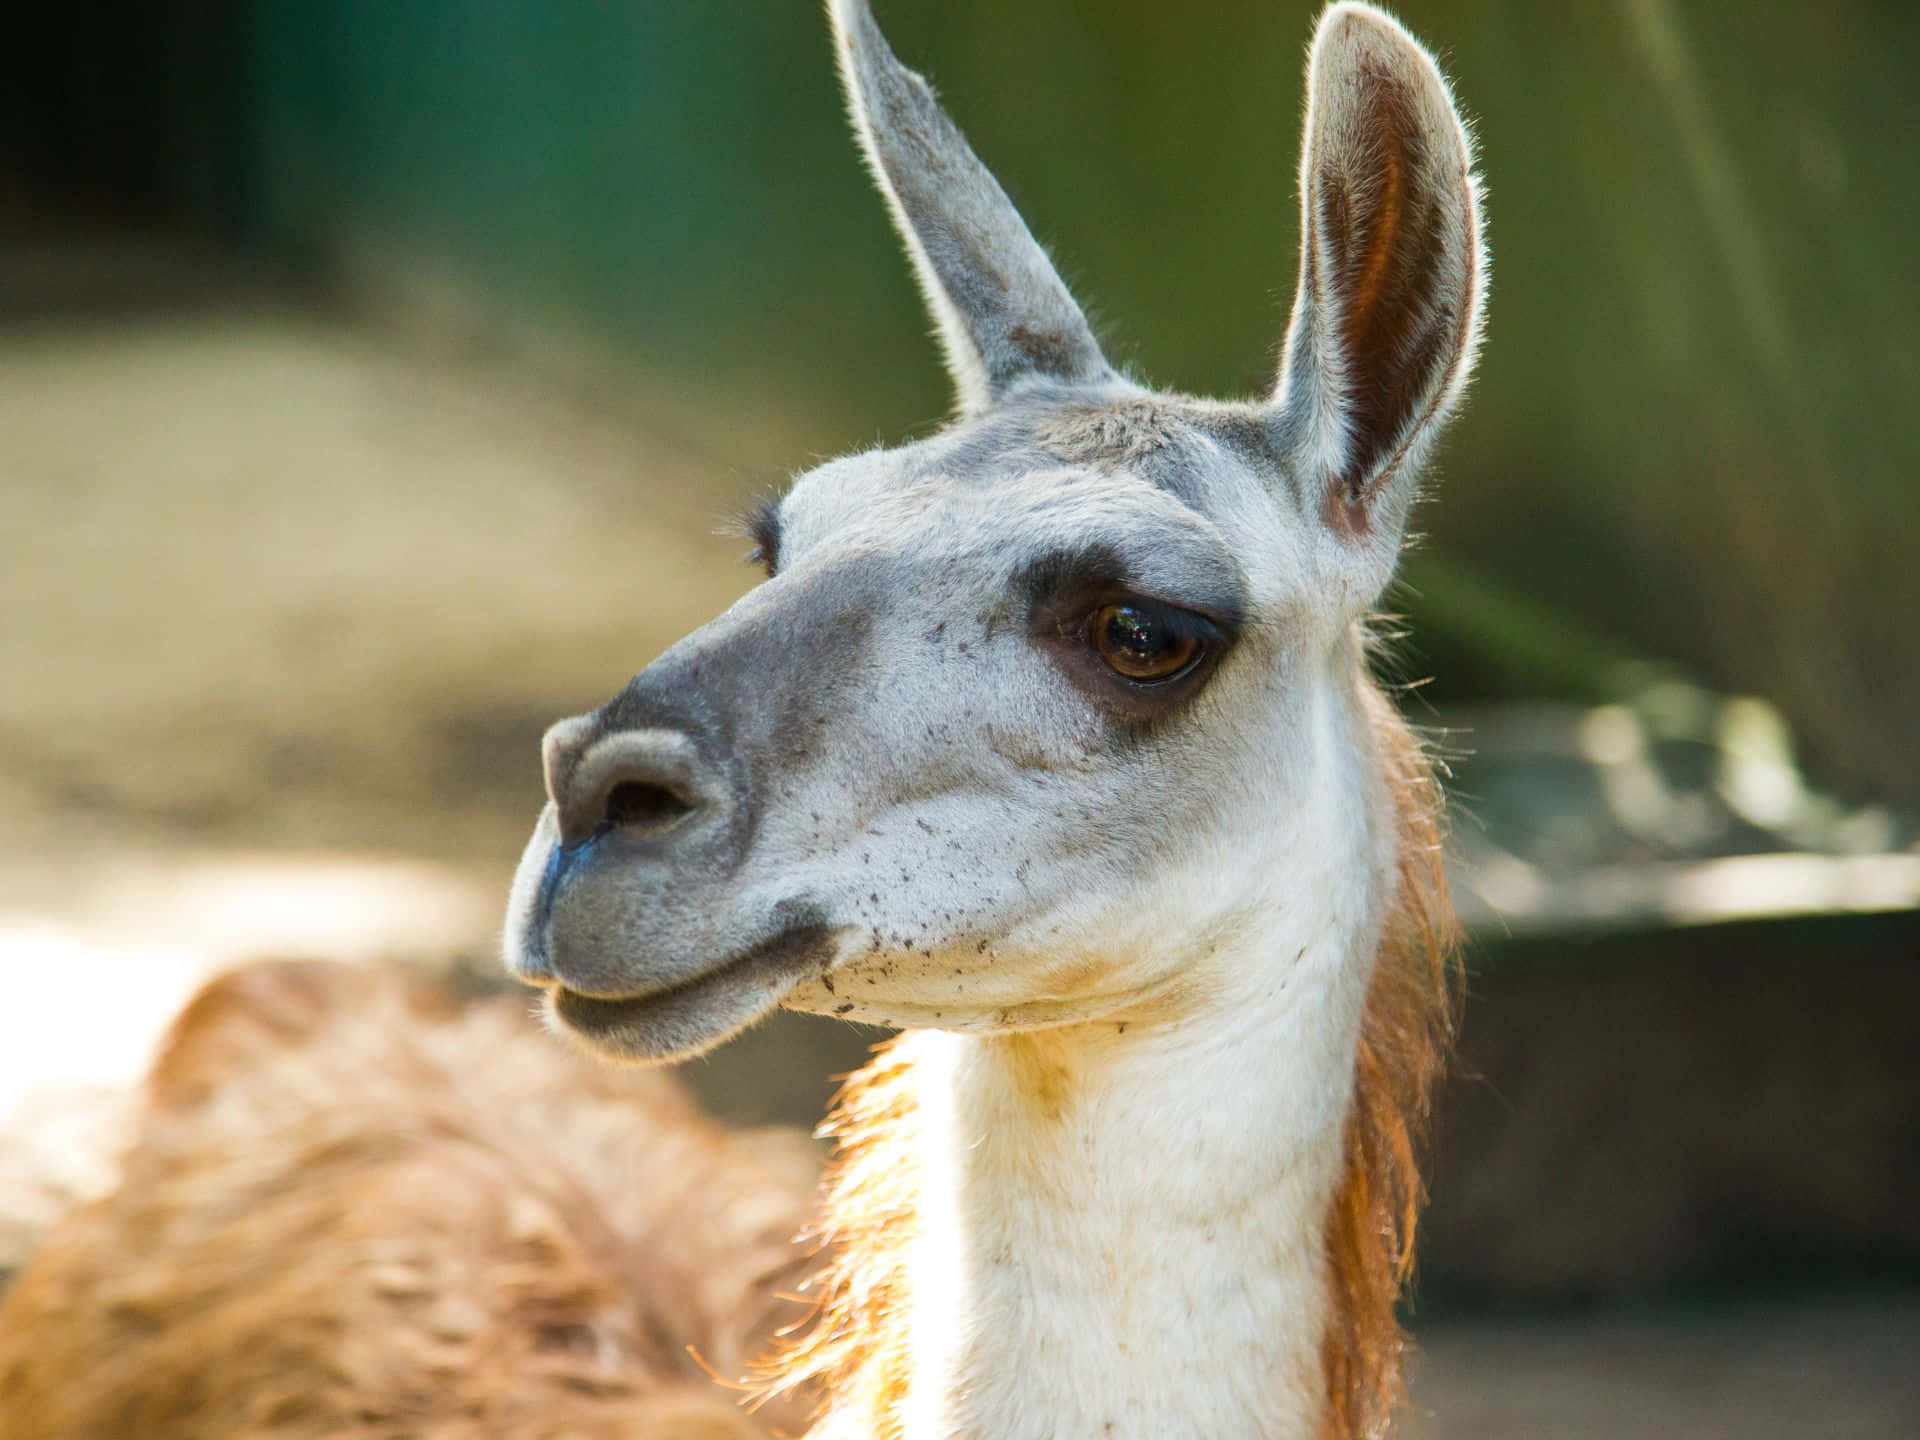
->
[0,960,822,1440]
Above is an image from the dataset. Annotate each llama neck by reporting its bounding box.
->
[888,912,1381,1440]
[789,667,1449,1440]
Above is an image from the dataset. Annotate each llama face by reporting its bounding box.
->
[503,391,1334,1058]
[503,1,1484,1062]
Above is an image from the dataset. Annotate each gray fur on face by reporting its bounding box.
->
[503,1,1486,1062]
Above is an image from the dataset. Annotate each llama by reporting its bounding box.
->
[0,3,1481,1437]
[505,4,1484,1438]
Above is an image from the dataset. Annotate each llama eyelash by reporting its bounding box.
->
[731,494,784,576]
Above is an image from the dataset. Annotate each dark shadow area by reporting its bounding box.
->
[1425,911,1920,1309]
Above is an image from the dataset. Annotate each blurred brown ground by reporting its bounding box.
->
[2,256,1916,1438]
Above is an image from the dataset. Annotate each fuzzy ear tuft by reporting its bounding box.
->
[1275,2,1486,598]
[829,0,1113,415]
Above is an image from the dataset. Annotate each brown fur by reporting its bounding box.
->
[1317,681,1462,1440]
[0,961,822,1440]
[751,1038,923,1439]
[758,670,1461,1439]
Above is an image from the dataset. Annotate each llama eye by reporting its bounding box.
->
[1088,602,1206,683]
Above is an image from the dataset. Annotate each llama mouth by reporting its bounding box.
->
[546,920,837,1063]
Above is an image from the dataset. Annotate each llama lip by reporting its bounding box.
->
[547,920,837,1062]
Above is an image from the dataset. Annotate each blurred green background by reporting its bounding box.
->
[20,0,1913,799]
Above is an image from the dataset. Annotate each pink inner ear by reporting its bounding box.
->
[1320,63,1461,506]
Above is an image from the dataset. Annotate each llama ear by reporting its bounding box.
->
[830,0,1113,416]
[1274,3,1486,603]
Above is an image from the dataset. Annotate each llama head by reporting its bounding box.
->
[504,0,1484,1061]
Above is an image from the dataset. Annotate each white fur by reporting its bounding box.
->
[879,665,1393,1440]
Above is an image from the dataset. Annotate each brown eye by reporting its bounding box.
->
[1089,602,1203,682]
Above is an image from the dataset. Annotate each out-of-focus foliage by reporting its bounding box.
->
[128,1,1920,801]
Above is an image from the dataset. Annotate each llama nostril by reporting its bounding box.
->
[602,779,695,835]
[549,725,712,849]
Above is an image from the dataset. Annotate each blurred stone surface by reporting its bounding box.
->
[1442,697,1920,936]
